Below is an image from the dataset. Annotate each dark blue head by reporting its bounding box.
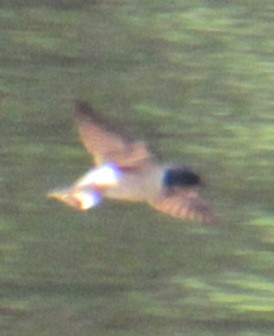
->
[163,166,201,188]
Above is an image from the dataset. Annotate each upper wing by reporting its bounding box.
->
[151,189,214,223]
[75,101,151,167]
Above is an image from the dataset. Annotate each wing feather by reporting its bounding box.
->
[75,101,151,166]
[152,190,214,223]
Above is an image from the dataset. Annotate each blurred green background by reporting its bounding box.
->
[1,1,274,335]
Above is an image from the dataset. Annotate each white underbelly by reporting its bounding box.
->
[105,166,163,202]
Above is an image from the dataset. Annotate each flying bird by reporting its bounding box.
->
[48,101,213,222]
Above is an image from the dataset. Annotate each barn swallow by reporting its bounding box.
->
[48,101,213,222]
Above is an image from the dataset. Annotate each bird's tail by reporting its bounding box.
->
[47,186,102,211]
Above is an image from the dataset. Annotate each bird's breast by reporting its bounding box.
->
[104,164,163,202]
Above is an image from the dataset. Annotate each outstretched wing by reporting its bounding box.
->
[151,189,214,223]
[75,101,151,167]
